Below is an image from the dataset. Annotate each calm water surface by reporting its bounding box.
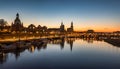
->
[0,38,120,69]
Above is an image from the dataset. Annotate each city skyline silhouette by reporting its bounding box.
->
[0,0,120,32]
[0,1,120,69]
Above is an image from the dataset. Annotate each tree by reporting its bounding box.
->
[0,19,8,31]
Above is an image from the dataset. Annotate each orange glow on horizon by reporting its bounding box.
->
[7,20,119,32]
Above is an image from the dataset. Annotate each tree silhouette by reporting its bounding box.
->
[0,19,8,31]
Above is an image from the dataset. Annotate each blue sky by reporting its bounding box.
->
[0,0,120,32]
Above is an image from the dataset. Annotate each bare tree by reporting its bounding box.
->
[0,19,8,31]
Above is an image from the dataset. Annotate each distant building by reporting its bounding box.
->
[113,31,120,33]
[27,24,47,34]
[11,13,24,33]
[47,28,60,32]
[48,22,65,34]
[86,29,94,33]
[27,24,36,33]
[36,25,47,33]
[67,21,74,32]
[60,22,65,32]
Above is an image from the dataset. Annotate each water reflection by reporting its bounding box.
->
[0,42,48,64]
[0,38,120,68]
[0,52,8,64]
[48,38,76,51]
[66,38,75,51]
[0,38,75,64]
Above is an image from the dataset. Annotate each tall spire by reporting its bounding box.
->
[71,21,73,28]
[16,13,19,18]
[60,21,65,32]
[61,21,63,25]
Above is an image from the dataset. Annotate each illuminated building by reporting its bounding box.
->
[67,21,74,32]
[47,22,65,33]
[11,13,24,33]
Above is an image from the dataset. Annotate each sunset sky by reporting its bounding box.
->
[0,0,120,32]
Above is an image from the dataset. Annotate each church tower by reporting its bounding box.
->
[71,21,73,30]
[11,13,24,33]
[67,21,74,32]
[60,22,65,32]
[14,13,21,24]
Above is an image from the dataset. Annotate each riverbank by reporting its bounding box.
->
[104,39,120,47]
[0,38,48,52]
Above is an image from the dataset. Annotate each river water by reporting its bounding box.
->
[0,38,120,69]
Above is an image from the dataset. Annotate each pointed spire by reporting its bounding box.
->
[71,21,73,28]
[71,21,73,25]
[16,13,19,18]
[11,22,13,25]
[61,21,63,25]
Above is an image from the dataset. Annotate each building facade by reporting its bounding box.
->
[60,22,65,32]
[11,13,24,33]
[67,21,74,32]
[48,22,66,34]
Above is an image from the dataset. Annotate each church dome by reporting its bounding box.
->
[14,13,21,24]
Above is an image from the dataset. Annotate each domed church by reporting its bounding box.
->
[11,13,24,33]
